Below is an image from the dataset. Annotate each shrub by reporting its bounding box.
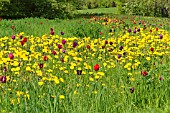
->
[0,0,75,19]
[119,0,170,17]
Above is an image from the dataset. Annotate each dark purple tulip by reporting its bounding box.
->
[159,76,163,81]
[52,50,56,55]
[110,42,113,45]
[61,31,64,35]
[62,49,66,53]
[19,35,23,39]
[3,67,7,72]
[130,87,134,93]
[50,31,54,35]
[137,28,140,32]
[62,39,66,44]
[60,58,64,62]
[128,29,131,33]
[58,44,62,49]
[123,52,126,56]
[160,34,163,39]
[133,29,136,33]
[119,46,123,50]
[118,54,121,58]
[11,35,15,39]
[0,76,6,83]
[77,70,82,75]
[73,41,78,48]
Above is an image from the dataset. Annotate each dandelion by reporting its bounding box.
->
[38,81,44,86]
[146,57,151,61]
[59,95,65,100]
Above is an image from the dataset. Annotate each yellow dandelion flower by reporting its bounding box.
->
[146,57,151,61]
[59,95,65,100]
[102,83,106,87]
[38,81,44,86]
[94,91,97,94]
[130,78,135,81]
[64,70,69,73]
[74,90,78,95]
[103,62,107,67]
[76,84,81,87]
[36,70,42,76]
[128,73,132,76]
[59,78,64,83]
[89,77,94,82]
[95,75,100,79]
[70,65,75,70]
[97,72,105,76]
[26,66,31,71]
[53,77,59,84]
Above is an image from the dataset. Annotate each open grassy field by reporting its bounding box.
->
[1,8,170,113]
[76,7,119,14]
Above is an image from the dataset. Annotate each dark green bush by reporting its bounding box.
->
[0,0,75,19]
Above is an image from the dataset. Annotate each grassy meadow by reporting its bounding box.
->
[1,9,170,113]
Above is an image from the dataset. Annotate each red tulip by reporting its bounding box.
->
[100,32,103,35]
[156,27,159,31]
[38,63,44,69]
[23,38,27,42]
[141,70,148,76]
[43,56,48,61]
[94,64,100,71]
[86,45,90,49]
[20,41,25,46]
[150,47,154,52]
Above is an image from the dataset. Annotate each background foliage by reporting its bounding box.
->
[0,0,170,19]
[0,0,116,19]
[119,0,170,17]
